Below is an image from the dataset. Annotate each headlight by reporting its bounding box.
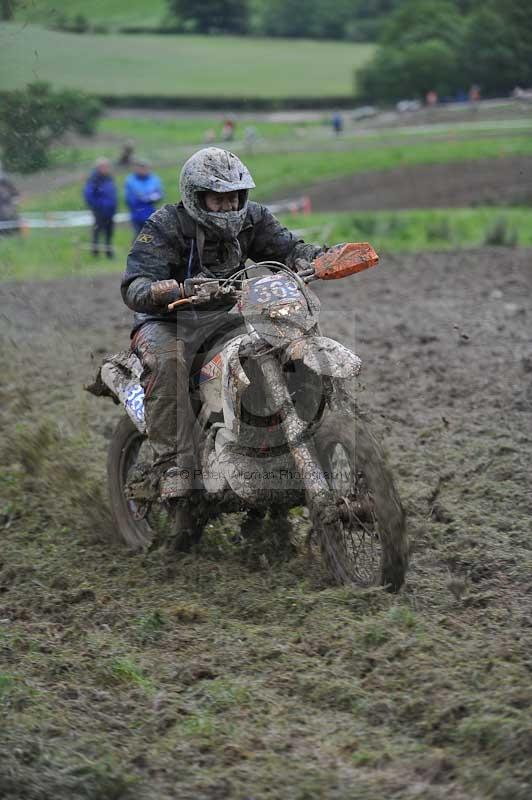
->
[268,301,306,319]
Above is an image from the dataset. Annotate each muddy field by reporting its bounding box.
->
[304,155,532,212]
[1,247,531,799]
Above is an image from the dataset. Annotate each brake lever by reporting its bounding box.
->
[167,287,237,311]
[167,296,198,310]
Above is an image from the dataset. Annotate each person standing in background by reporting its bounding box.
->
[425,89,439,107]
[469,84,481,110]
[83,157,117,258]
[331,112,344,136]
[117,140,135,167]
[125,159,164,236]
[221,117,235,142]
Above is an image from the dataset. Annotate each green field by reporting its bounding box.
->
[101,116,324,146]
[289,207,530,251]
[48,116,326,169]
[2,207,529,282]
[5,114,532,282]
[47,112,532,172]
[0,24,374,98]
[15,0,167,29]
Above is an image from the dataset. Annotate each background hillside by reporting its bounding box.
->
[0,23,374,100]
[14,0,168,30]
[14,0,396,39]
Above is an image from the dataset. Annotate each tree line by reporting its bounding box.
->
[3,0,530,105]
[167,0,532,101]
[0,0,403,40]
[0,83,102,173]
[359,0,532,101]
[166,0,401,41]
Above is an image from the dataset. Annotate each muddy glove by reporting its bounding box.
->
[150,279,181,307]
[292,245,328,274]
[294,257,314,274]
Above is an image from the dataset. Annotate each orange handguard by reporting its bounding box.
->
[313,242,379,280]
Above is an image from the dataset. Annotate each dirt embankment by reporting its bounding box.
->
[1,249,531,799]
[303,155,532,211]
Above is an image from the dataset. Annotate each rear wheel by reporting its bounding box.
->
[107,416,186,550]
[313,412,408,591]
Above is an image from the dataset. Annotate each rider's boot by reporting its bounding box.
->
[268,510,297,559]
[159,463,194,499]
[159,460,201,551]
[239,508,267,542]
[237,509,296,563]
[166,499,202,553]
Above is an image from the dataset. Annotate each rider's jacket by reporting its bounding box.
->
[122,201,321,332]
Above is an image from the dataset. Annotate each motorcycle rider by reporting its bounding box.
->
[121,147,323,501]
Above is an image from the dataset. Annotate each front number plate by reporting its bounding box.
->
[246,275,300,305]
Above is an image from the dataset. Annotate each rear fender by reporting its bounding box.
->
[283,336,361,378]
[100,361,146,433]
[86,351,146,433]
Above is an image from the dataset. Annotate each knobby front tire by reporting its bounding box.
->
[312,412,408,591]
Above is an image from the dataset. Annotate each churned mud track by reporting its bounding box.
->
[303,155,532,211]
[1,248,532,799]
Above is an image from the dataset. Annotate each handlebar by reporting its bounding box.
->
[167,280,241,310]
[166,243,379,310]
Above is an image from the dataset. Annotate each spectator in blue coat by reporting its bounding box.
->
[331,112,344,136]
[124,159,164,235]
[83,158,117,258]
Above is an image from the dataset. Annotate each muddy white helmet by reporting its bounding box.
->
[179,147,255,240]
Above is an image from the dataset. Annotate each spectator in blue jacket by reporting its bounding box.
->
[83,157,117,258]
[124,159,164,235]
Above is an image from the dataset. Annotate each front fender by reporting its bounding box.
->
[221,334,250,436]
[283,336,362,378]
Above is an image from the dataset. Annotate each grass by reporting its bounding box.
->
[100,113,532,144]
[245,134,532,199]
[20,131,532,214]
[49,116,328,170]
[100,115,325,147]
[1,207,530,282]
[1,408,531,797]
[0,23,374,98]
[287,207,532,251]
[47,112,532,173]
[15,0,167,29]
[0,226,134,282]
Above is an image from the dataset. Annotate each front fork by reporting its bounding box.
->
[259,353,335,521]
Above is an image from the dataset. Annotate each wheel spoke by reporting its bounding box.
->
[324,442,382,586]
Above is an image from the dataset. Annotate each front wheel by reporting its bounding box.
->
[312,412,408,591]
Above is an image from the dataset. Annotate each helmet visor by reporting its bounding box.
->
[197,189,249,212]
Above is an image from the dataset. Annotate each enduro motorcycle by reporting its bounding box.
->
[88,243,408,590]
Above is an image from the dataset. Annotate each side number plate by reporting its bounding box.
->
[125,384,145,423]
